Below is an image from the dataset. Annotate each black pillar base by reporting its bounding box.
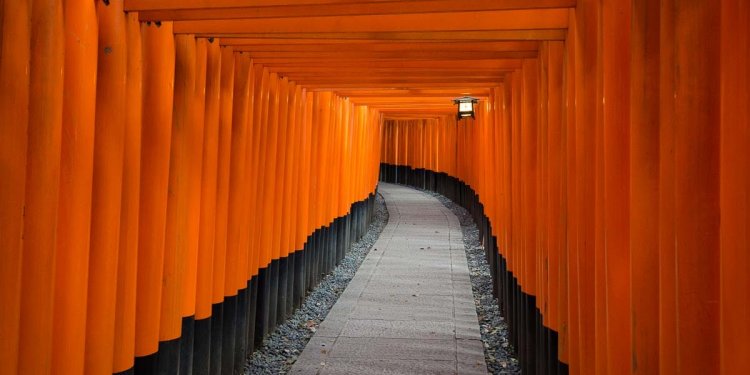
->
[192,316,211,375]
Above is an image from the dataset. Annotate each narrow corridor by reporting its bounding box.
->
[1,1,747,374]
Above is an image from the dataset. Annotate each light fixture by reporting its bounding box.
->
[453,96,477,120]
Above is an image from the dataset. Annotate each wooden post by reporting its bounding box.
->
[51,1,97,373]
[196,38,221,323]
[113,11,142,374]
[85,1,128,372]
[249,66,269,279]
[213,46,235,308]
[629,0,661,373]
[602,0,631,373]
[17,1,64,372]
[0,2,30,373]
[657,0,677,371]
[719,1,749,374]
[673,2,721,373]
[183,36,208,321]
[159,33,197,350]
[135,20,175,358]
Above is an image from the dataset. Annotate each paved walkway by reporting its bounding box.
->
[290,183,488,375]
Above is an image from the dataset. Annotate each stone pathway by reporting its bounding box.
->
[290,183,488,375]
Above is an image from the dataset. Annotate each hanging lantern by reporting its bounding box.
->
[453,96,477,120]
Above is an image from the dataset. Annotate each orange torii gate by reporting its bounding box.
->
[0,1,748,374]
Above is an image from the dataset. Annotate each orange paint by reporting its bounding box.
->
[135,21,175,356]
[602,0,632,372]
[212,46,234,304]
[112,11,143,373]
[50,0,97,373]
[0,2,29,373]
[160,33,197,340]
[249,66,269,274]
[271,77,289,262]
[673,3,721,373]
[196,38,221,319]
[17,0,65,372]
[3,1,747,373]
[719,1,750,374]
[629,0,661,373]
[85,1,128,372]
[182,36,207,318]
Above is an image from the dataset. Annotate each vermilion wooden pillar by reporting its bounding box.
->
[245,65,264,283]
[113,12,143,374]
[249,66,269,276]
[135,21,175,358]
[300,92,315,246]
[657,0,677,372]
[538,46,550,330]
[673,2,721,374]
[196,38,221,323]
[502,78,513,275]
[213,46,235,308]
[272,78,290,268]
[51,1,97,373]
[160,33,197,348]
[629,0,661,373]
[287,86,303,255]
[602,0,632,373]
[253,69,273,274]
[573,2,599,372]
[18,1,64,373]
[510,70,522,293]
[193,37,221,375]
[289,85,303,253]
[220,54,250,366]
[259,73,280,272]
[235,59,255,293]
[546,41,564,363]
[314,92,333,229]
[719,1,749,374]
[0,2,29,373]
[521,58,538,300]
[85,1,128,372]
[562,14,576,366]
[183,37,208,321]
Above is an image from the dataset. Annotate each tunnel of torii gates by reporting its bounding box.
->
[0,0,748,374]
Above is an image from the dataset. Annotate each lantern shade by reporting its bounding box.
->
[453,96,478,120]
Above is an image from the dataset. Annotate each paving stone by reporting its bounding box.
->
[329,337,455,360]
[318,359,457,375]
[340,319,456,340]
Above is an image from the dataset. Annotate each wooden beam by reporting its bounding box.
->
[277,73,512,82]
[269,67,511,74]
[378,108,458,114]
[241,50,536,59]
[293,81,500,87]
[334,88,491,97]
[126,0,396,10]
[198,29,567,41]
[134,0,576,21]
[126,0,576,11]
[304,82,493,89]
[349,97,468,103]
[260,59,523,69]
[229,41,539,52]
[173,9,568,34]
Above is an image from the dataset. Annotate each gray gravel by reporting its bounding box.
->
[425,190,522,375]
[245,192,389,375]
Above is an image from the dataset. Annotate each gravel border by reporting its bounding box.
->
[425,190,522,375]
[245,192,389,374]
